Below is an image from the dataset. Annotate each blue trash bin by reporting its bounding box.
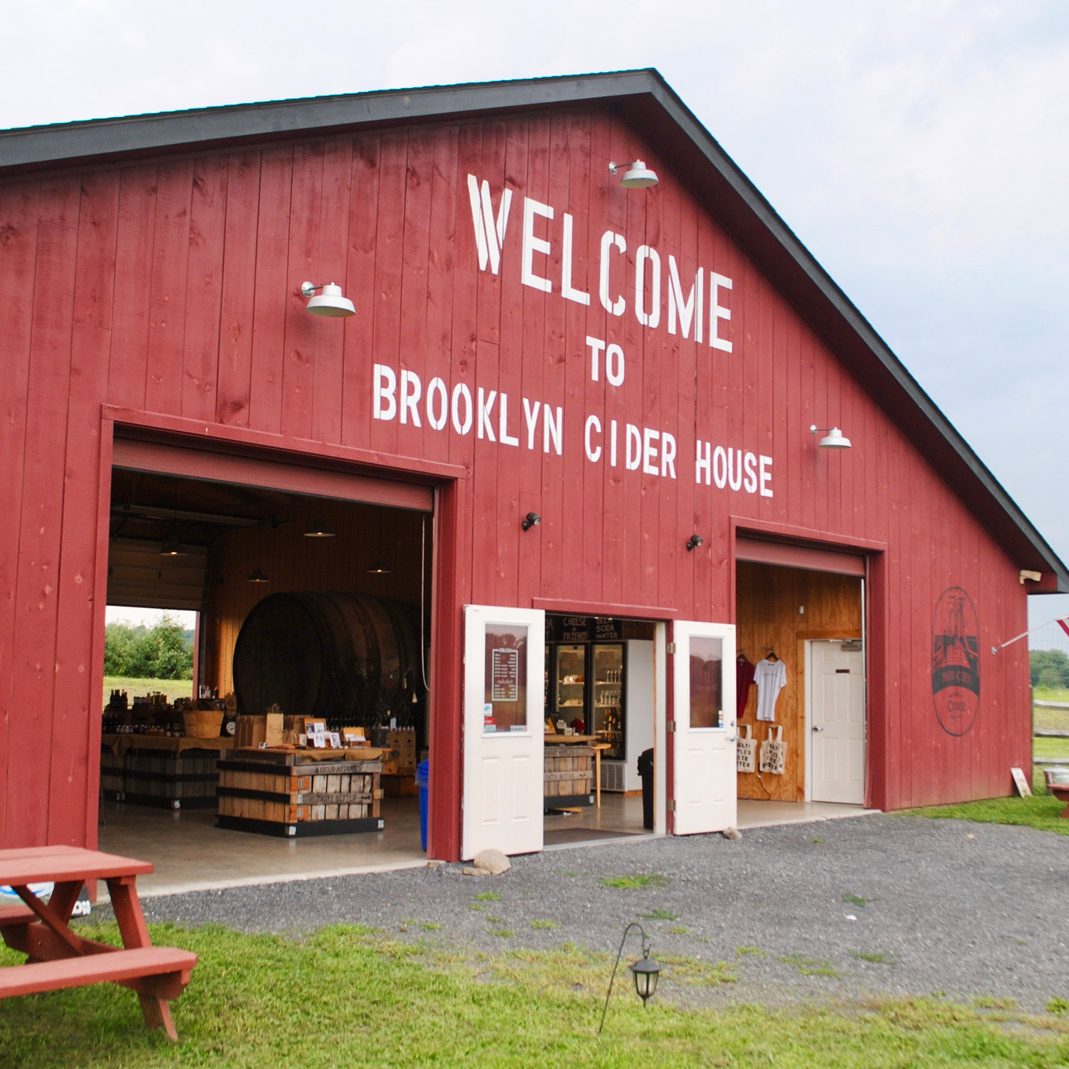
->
[416,759,430,851]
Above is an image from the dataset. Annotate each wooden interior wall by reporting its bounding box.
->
[735,562,862,801]
[203,500,428,697]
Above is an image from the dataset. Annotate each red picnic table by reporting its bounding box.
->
[0,845,197,1042]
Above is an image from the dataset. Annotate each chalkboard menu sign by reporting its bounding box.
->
[545,616,622,643]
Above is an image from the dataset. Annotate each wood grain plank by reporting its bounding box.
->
[145,159,193,414]
[182,155,228,421]
[0,183,38,843]
[52,173,119,845]
[247,146,294,435]
[215,150,261,427]
[340,134,381,452]
[106,164,157,410]
[280,142,325,441]
[311,137,353,446]
[8,177,81,844]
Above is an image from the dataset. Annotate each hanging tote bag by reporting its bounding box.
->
[759,724,788,775]
[736,723,757,773]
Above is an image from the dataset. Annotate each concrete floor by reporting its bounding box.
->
[97,793,872,898]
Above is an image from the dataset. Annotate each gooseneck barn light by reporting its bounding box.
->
[300,281,356,318]
[303,516,336,538]
[608,160,659,188]
[521,511,542,531]
[810,424,852,449]
[597,922,662,1033]
[686,534,704,552]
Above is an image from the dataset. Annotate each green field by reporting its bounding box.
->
[103,676,193,707]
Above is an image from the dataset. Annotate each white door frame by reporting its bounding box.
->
[462,605,545,859]
[804,638,866,804]
[671,620,737,835]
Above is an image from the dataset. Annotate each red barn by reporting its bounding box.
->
[1,70,1064,867]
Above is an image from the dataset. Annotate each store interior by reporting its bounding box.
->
[97,465,868,892]
[98,465,657,883]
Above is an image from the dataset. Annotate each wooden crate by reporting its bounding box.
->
[544,747,593,804]
[99,735,232,808]
[216,749,384,837]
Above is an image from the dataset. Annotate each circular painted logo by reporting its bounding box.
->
[931,586,980,736]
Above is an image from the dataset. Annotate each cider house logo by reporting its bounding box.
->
[931,587,980,736]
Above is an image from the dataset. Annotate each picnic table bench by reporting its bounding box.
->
[0,845,197,1041]
[1044,768,1069,818]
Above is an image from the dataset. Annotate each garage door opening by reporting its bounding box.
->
[98,460,435,893]
[541,614,660,848]
[735,557,866,818]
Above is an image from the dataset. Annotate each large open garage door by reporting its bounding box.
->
[99,432,438,890]
[735,533,866,815]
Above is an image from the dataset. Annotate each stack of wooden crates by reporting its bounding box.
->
[381,727,418,796]
[217,748,384,837]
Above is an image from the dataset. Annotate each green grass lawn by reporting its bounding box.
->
[1,924,1067,1067]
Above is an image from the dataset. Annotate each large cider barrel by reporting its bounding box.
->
[232,592,423,727]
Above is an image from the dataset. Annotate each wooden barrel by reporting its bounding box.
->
[232,592,423,727]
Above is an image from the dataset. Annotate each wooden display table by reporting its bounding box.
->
[217,747,385,837]
[0,846,197,1042]
[100,734,234,809]
[544,735,596,808]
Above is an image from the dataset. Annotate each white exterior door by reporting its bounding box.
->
[462,605,545,859]
[807,641,866,804]
[672,621,737,835]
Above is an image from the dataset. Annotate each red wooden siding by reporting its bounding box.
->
[0,106,1031,849]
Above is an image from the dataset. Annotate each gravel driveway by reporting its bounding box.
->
[128,813,1068,1013]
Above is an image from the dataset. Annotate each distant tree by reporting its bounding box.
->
[105,615,193,680]
[1030,648,1069,688]
[103,622,142,676]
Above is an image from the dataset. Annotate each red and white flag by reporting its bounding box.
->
[1058,617,1069,640]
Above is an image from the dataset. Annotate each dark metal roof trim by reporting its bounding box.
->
[0,71,657,172]
[3,69,1065,589]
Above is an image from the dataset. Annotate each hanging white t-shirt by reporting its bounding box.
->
[754,657,787,722]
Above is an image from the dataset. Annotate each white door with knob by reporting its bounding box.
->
[672,620,737,834]
[462,605,546,859]
[806,640,865,804]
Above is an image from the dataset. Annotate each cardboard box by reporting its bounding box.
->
[235,712,284,748]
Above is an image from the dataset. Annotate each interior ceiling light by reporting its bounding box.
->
[809,424,852,449]
[300,281,356,318]
[247,568,270,584]
[367,559,392,575]
[303,516,336,538]
[160,538,187,557]
[608,160,659,189]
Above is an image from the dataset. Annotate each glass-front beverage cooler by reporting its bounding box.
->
[553,644,587,731]
[590,644,625,758]
[546,638,627,760]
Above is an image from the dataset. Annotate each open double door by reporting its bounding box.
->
[461,607,737,858]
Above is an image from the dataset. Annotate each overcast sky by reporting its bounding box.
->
[7,1,1068,647]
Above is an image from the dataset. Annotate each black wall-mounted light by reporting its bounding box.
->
[686,534,703,552]
[522,512,541,531]
[598,922,662,1033]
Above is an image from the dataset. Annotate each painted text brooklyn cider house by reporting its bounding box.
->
[1,70,1065,862]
